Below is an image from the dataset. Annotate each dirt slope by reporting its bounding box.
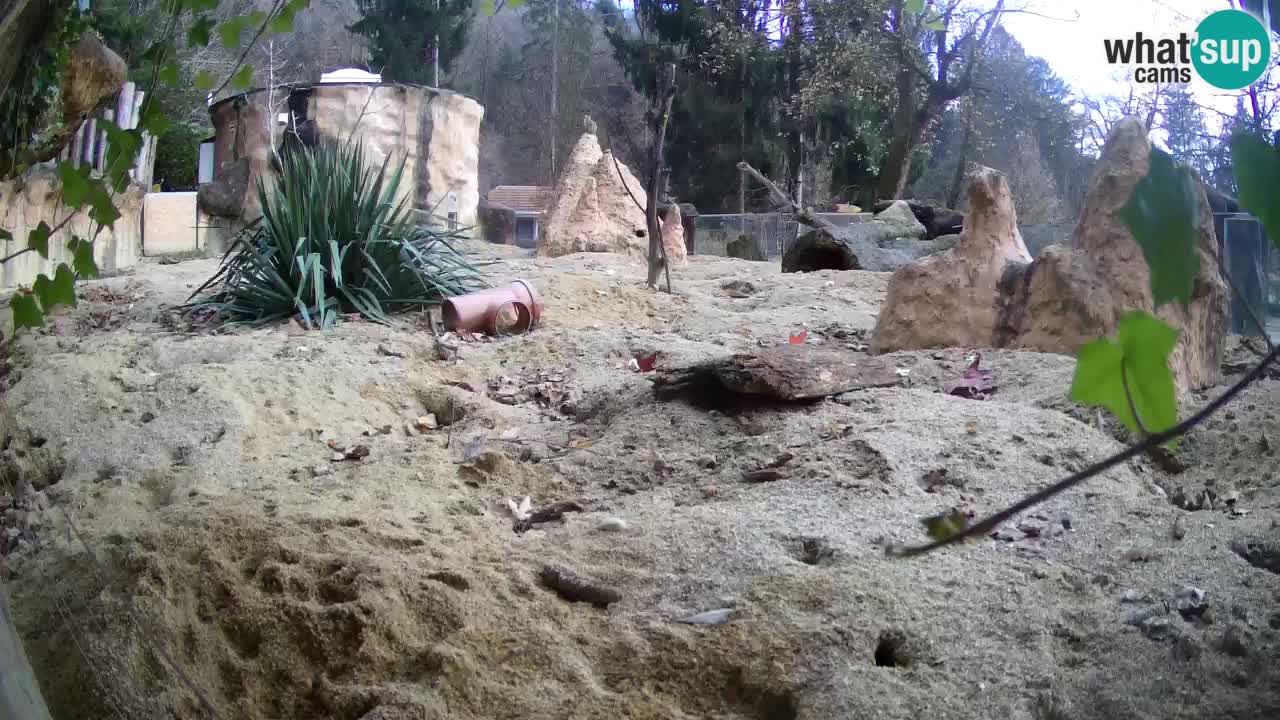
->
[1,242,1277,720]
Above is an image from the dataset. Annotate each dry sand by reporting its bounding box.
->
[1,241,1278,720]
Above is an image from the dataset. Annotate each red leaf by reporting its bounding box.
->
[945,352,996,399]
[789,330,808,345]
[636,352,659,372]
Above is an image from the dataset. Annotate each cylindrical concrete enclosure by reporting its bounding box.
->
[199,83,484,252]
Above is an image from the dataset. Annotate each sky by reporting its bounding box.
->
[1002,0,1261,120]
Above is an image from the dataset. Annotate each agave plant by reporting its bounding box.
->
[188,140,485,329]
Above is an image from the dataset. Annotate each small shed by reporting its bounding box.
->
[486,185,553,247]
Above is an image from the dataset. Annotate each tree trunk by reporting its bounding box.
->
[645,63,676,291]
[946,101,975,208]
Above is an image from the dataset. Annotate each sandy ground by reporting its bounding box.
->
[1,242,1279,720]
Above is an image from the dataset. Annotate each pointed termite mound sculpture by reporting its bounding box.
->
[871,117,1229,390]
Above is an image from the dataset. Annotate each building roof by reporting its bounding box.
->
[487,185,554,215]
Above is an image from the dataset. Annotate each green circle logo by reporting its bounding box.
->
[1193,9,1272,90]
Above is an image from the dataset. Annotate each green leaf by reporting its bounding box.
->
[67,237,99,278]
[231,64,254,91]
[140,101,172,137]
[58,162,93,209]
[32,264,77,313]
[188,0,217,10]
[924,18,946,30]
[270,6,296,33]
[195,70,217,90]
[28,221,51,258]
[905,0,926,14]
[480,0,495,15]
[159,62,181,86]
[11,293,44,331]
[922,509,969,542]
[1119,148,1200,307]
[1070,310,1179,437]
[101,122,142,194]
[0,228,12,242]
[1230,132,1280,251]
[188,16,215,47]
[219,16,247,49]
[141,40,170,64]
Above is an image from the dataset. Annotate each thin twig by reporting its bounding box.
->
[1120,358,1150,436]
[888,341,1280,557]
[209,0,288,99]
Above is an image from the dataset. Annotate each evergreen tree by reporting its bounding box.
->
[350,0,473,85]
[1161,84,1211,181]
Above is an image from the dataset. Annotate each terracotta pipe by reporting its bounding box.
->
[442,280,543,336]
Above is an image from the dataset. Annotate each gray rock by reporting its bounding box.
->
[595,517,627,532]
[873,200,928,239]
[1120,590,1142,604]
[1140,617,1177,641]
[1126,605,1167,627]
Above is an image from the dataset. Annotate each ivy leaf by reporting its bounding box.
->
[188,0,218,10]
[1230,132,1280,251]
[140,101,172,137]
[141,40,171,64]
[905,0,926,13]
[159,61,181,86]
[921,508,970,542]
[195,70,217,90]
[101,120,142,192]
[33,264,77,313]
[67,237,99,279]
[28,221,51,258]
[1070,310,1179,437]
[231,64,254,90]
[0,228,12,241]
[219,16,247,49]
[188,16,216,47]
[270,6,296,33]
[1119,148,1200,307]
[58,162,93,209]
[11,293,44,331]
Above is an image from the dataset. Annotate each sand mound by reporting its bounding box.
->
[2,245,1278,719]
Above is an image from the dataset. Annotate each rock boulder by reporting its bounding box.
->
[871,117,1229,391]
[537,118,648,258]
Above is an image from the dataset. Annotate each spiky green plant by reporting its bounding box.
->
[187,140,485,329]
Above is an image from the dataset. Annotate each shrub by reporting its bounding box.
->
[188,140,485,328]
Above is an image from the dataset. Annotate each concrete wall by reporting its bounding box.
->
[142,192,205,256]
[0,167,143,290]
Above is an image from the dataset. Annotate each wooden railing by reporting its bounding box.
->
[54,80,159,187]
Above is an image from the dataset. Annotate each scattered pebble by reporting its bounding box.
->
[414,414,438,432]
[1172,634,1202,661]
[595,517,627,532]
[1120,590,1142,604]
[377,343,408,359]
[310,465,334,478]
[676,608,732,626]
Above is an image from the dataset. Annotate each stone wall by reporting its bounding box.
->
[1,167,143,290]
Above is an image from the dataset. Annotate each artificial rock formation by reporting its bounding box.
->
[537,117,648,258]
[660,204,687,264]
[871,117,1229,390]
[870,167,1032,352]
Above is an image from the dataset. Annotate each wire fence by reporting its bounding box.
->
[693,212,870,259]
[1217,212,1279,340]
